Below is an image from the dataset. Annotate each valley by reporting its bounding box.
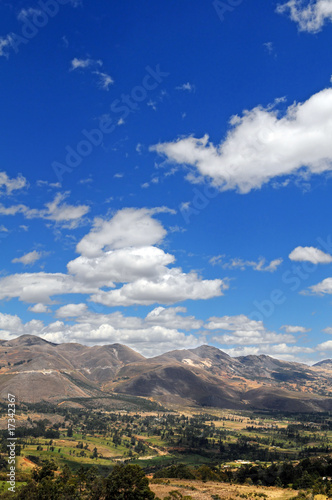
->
[0,335,332,498]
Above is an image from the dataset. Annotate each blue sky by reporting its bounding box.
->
[1,0,332,361]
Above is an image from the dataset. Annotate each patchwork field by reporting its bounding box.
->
[0,401,331,498]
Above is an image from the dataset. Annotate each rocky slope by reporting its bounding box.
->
[0,335,331,412]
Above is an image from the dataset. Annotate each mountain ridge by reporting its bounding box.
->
[0,335,331,412]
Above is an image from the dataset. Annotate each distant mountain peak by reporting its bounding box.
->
[189,345,232,359]
[0,335,331,412]
[314,359,332,367]
[5,334,58,347]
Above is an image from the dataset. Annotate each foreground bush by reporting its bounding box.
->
[2,461,157,500]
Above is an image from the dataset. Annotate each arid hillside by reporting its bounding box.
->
[0,335,331,412]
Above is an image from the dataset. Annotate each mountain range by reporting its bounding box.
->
[0,335,331,412]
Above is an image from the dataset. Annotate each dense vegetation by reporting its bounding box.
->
[1,462,157,499]
[154,457,332,495]
[1,457,332,499]
[0,402,331,498]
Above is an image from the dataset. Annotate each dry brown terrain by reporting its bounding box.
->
[150,479,299,500]
[1,335,331,412]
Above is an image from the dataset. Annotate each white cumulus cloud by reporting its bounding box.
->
[56,303,88,318]
[308,277,332,295]
[317,340,332,351]
[68,246,175,286]
[91,269,226,307]
[0,273,98,304]
[28,304,51,314]
[289,246,332,264]
[206,314,295,345]
[151,87,332,193]
[145,306,203,330]
[0,207,224,307]
[77,207,169,257]
[0,309,206,357]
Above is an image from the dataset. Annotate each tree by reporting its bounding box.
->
[298,470,313,489]
[134,440,145,454]
[105,464,155,500]
[32,459,56,482]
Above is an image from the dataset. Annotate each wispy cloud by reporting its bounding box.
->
[12,250,46,266]
[70,58,113,90]
[0,36,13,59]
[277,0,332,33]
[176,82,196,92]
[0,192,89,229]
[70,57,103,71]
[210,255,283,272]
[0,2,80,59]
[36,180,61,189]
[280,325,311,333]
[263,41,275,56]
[79,177,93,185]
[93,71,113,90]
[0,172,27,195]
[147,99,157,111]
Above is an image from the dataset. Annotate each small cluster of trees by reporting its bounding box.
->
[2,461,157,499]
